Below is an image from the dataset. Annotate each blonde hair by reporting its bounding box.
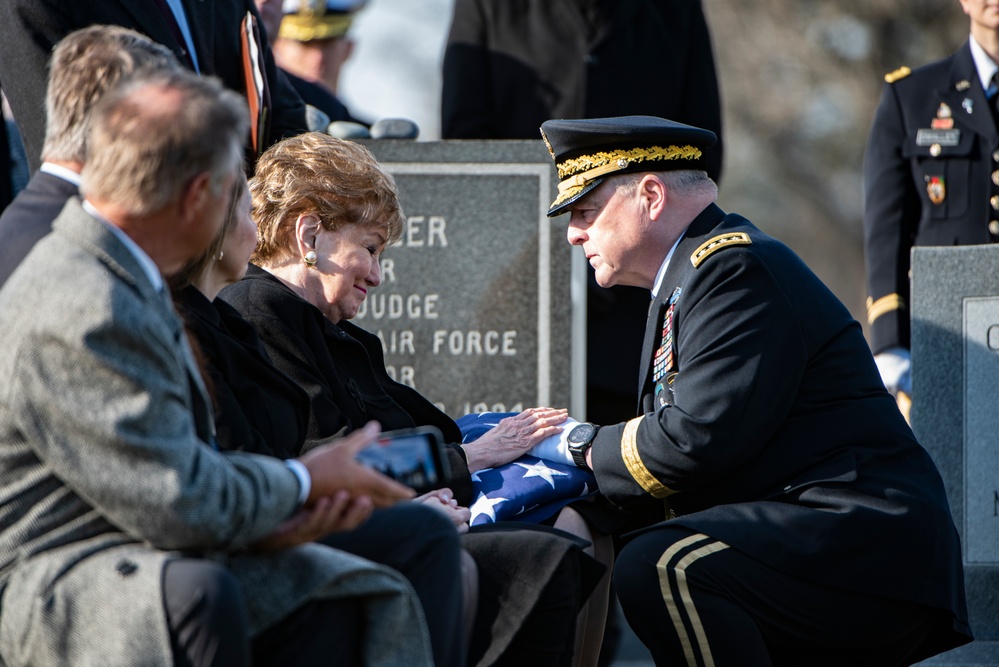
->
[43,25,179,163]
[250,132,404,264]
[81,70,248,217]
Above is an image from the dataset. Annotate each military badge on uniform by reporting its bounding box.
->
[652,287,681,388]
[957,80,972,91]
[963,98,974,114]
[932,103,953,129]
[654,372,678,408]
[916,128,960,148]
[926,175,946,205]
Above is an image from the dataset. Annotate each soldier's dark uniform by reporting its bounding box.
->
[863,41,999,354]
[543,116,972,665]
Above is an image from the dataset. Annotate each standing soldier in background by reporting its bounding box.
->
[270,0,369,126]
[863,0,999,412]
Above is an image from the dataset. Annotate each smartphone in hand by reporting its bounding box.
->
[356,426,450,494]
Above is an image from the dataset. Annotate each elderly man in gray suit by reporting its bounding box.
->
[0,68,437,666]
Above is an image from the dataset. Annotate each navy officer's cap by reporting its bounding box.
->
[279,0,368,41]
[540,115,717,216]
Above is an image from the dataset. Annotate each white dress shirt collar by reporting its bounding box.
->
[969,35,998,92]
[651,233,685,298]
[40,162,82,187]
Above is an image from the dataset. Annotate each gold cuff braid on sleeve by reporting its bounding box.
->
[866,293,906,325]
[621,416,676,499]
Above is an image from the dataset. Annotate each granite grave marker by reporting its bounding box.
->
[912,245,999,665]
[356,140,586,420]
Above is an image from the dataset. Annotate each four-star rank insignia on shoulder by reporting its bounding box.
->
[690,232,752,268]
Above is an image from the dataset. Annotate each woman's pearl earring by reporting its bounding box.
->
[304,250,318,268]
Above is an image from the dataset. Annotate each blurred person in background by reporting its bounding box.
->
[1,87,29,213]
[0,25,179,290]
[271,0,370,126]
[0,0,307,174]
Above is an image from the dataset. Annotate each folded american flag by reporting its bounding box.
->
[455,412,598,526]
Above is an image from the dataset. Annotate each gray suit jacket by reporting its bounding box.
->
[0,198,432,666]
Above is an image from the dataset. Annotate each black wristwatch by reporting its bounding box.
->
[567,422,598,469]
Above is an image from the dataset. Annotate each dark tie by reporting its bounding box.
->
[986,72,999,127]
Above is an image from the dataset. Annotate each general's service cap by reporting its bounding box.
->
[540,115,717,216]
[279,0,368,41]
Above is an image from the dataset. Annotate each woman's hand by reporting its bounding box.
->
[415,487,470,533]
[250,490,373,550]
[461,407,569,472]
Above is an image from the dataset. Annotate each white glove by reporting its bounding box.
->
[527,417,579,466]
[874,347,912,397]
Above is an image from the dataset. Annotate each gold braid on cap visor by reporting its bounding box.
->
[279,13,353,41]
[552,144,703,208]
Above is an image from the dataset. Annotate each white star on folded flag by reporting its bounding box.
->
[514,459,569,488]
[469,492,509,524]
[456,412,599,526]
[465,454,596,526]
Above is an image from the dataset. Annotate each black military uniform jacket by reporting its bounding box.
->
[863,41,999,353]
[590,204,971,656]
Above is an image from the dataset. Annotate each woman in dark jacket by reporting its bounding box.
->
[171,175,469,667]
[220,132,605,666]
